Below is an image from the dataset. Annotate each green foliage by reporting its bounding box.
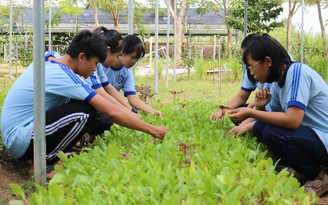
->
[10,101,316,204]
[221,58,243,82]
[225,0,284,33]
[135,84,156,103]
[306,55,328,82]
[50,0,84,27]
[133,3,151,36]
[193,58,213,80]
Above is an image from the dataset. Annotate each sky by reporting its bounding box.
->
[278,2,328,35]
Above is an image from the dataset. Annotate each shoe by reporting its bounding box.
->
[304,174,328,197]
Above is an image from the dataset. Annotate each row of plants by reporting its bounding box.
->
[10,100,317,204]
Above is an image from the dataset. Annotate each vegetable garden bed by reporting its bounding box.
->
[10,100,316,204]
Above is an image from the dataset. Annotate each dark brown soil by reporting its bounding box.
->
[0,152,31,204]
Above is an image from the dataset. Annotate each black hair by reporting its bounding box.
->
[94,26,125,54]
[66,30,107,63]
[241,33,261,49]
[243,35,292,83]
[122,35,145,60]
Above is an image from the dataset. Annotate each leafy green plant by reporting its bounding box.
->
[170,90,183,101]
[135,84,157,104]
[176,140,200,167]
[193,58,213,80]
[8,101,316,204]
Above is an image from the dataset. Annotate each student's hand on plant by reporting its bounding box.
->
[153,110,163,117]
[227,107,250,122]
[227,124,250,137]
[210,110,224,121]
[151,126,169,140]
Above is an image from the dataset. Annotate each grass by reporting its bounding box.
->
[134,73,243,105]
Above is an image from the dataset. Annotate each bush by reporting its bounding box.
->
[305,55,328,82]
[194,58,213,80]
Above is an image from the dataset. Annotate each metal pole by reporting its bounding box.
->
[33,0,46,186]
[243,0,248,75]
[213,35,216,86]
[128,0,134,35]
[9,0,13,77]
[154,0,159,92]
[300,0,304,63]
[218,36,221,99]
[244,0,248,38]
[173,0,177,83]
[149,36,152,67]
[165,0,170,88]
[48,0,52,50]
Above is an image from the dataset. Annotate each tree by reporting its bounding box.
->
[162,0,191,67]
[196,0,233,58]
[286,0,301,53]
[314,0,328,58]
[225,0,284,33]
[97,0,126,30]
[87,0,100,27]
[51,0,84,29]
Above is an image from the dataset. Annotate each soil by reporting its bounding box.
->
[0,153,31,204]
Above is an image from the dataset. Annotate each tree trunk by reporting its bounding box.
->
[164,0,188,68]
[316,0,328,59]
[90,1,99,27]
[226,26,232,58]
[286,0,293,53]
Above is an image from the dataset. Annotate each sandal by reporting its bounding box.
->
[304,174,328,197]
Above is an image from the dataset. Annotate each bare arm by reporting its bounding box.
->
[95,86,127,108]
[104,84,131,109]
[228,107,304,129]
[226,90,252,108]
[210,90,251,121]
[89,94,168,139]
[127,95,163,117]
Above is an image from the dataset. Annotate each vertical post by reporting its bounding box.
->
[15,42,18,78]
[243,0,248,75]
[149,36,153,67]
[154,0,159,93]
[300,0,304,63]
[9,0,13,78]
[212,35,216,86]
[48,0,52,50]
[33,0,46,186]
[173,0,177,83]
[165,0,170,88]
[128,0,134,35]
[243,0,248,38]
[218,36,221,99]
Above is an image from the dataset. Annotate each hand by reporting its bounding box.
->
[227,107,251,122]
[253,88,271,109]
[152,110,163,117]
[227,123,252,137]
[151,126,169,140]
[210,110,224,121]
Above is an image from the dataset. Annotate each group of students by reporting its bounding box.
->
[1,28,328,197]
[210,33,328,197]
[0,27,167,177]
